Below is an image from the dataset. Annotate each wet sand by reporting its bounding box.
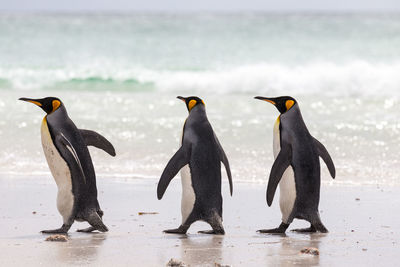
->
[0,175,399,266]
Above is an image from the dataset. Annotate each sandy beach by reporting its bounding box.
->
[0,175,399,266]
[0,8,399,267]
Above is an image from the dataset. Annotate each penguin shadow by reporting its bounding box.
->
[178,234,224,266]
[52,233,107,265]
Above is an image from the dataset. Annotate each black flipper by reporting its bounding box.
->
[80,129,116,156]
[267,144,291,206]
[313,138,335,179]
[157,145,190,200]
[55,133,87,184]
[214,135,233,195]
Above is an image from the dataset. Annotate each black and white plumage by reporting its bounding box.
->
[255,96,335,234]
[20,97,115,234]
[157,96,233,235]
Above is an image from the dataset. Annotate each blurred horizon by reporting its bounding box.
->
[1,10,400,14]
[1,0,400,13]
[1,13,400,95]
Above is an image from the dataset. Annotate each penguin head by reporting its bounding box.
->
[19,97,63,114]
[177,96,205,112]
[254,96,297,114]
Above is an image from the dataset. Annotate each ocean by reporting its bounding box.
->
[0,13,399,185]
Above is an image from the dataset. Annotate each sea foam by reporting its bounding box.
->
[1,60,400,96]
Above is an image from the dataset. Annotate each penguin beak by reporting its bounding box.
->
[177,96,186,102]
[19,97,43,107]
[254,96,276,105]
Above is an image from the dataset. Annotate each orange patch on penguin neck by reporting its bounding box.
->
[188,100,197,111]
[285,100,295,110]
[52,100,61,112]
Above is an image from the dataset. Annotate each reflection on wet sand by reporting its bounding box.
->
[179,235,224,266]
[4,179,399,266]
[277,233,325,266]
[54,233,106,265]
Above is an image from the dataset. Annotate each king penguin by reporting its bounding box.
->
[157,96,233,235]
[19,97,116,233]
[254,96,335,233]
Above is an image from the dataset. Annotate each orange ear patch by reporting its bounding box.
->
[285,100,295,110]
[188,100,197,111]
[52,100,61,112]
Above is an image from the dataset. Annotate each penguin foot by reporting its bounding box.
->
[41,228,68,234]
[85,211,108,232]
[313,223,328,233]
[257,228,286,234]
[41,223,71,234]
[77,226,96,233]
[198,229,225,235]
[163,228,187,234]
[257,222,289,234]
[163,225,189,234]
[292,223,328,233]
[291,227,317,233]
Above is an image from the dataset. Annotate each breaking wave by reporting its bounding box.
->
[1,60,400,96]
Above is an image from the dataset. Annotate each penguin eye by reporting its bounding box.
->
[285,100,295,111]
[52,100,61,112]
[188,100,197,111]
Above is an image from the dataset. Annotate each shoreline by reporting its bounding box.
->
[0,171,394,187]
[1,175,399,266]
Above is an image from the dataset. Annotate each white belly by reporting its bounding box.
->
[180,164,195,224]
[41,118,74,223]
[273,117,296,223]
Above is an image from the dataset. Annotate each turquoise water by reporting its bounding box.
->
[0,14,399,185]
[1,13,400,94]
